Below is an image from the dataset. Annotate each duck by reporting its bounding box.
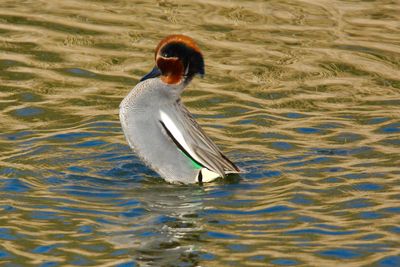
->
[119,34,241,183]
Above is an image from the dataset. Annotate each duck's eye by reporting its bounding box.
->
[162,52,170,57]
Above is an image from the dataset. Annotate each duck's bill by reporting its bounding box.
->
[140,66,161,82]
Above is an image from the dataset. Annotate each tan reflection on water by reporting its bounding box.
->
[1,0,400,266]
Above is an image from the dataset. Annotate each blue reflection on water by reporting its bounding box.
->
[204,205,293,215]
[356,183,383,191]
[115,262,137,267]
[285,112,306,119]
[14,107,43,117]
[343,198,373,209]
[359,211,383,220]
[272,141,293,150]
[5,130,34,140]
[0,228,17,241]
[378,122,400,133]
[0,250,12,260]
[271,258,300,266]
[78,225,93,234]
[290,194,314,205]
[248,255,266,261]
[199,252,216,261]
[286,228,357,236]
[40,262,59,267]
[33,245,58,254]
[1,178,30,193]
[376,256,400,267]
[207,231,238,239]
[295,127,322,134]
[227,244,249,252]
[30,211,61,220]
[319,248,361,259]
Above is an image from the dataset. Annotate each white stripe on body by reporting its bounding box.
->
[160,110,220,181]
[160,110,203,164]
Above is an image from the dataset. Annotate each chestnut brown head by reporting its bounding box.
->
[140,35,205,85]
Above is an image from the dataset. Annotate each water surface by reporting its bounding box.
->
[1,0,400,266]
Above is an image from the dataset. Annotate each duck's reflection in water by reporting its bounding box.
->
[103,182,207,266]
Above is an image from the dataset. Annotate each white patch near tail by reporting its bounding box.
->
[199,168,220,183]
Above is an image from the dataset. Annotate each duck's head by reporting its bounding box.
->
[140,34,205,85]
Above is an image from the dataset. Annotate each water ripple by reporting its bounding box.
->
[1,0,399,266]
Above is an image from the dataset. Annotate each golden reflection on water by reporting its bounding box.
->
[1,0,400,266]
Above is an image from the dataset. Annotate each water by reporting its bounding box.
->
[1,0,400,266]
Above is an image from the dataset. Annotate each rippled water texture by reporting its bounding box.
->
[1,0,400,266]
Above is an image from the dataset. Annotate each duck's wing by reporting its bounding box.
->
[159,101,241,178]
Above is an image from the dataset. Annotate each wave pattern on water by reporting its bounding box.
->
[0,0,400,266]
